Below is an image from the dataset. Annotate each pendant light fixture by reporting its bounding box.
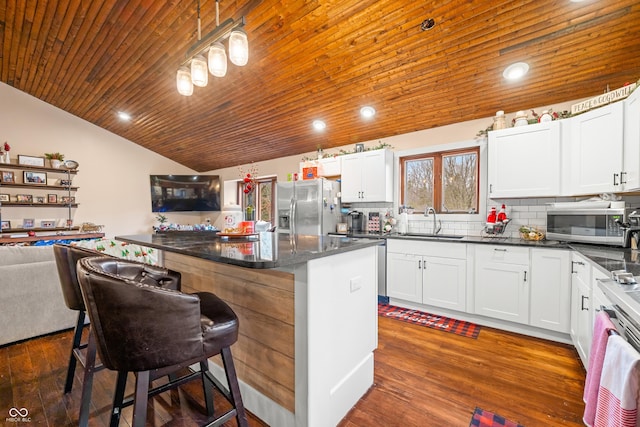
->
[176,0,249,95]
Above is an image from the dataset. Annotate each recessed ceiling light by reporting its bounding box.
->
[117,111,131,121]
[360,106,376,119]
[502,62,529,81]
[312,120,326,131]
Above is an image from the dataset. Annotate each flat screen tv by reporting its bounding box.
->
[150,175,221,212]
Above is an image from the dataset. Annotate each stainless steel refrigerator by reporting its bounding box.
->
[276,178,340,235]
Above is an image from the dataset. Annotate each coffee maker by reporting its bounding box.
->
[347,211,365,234]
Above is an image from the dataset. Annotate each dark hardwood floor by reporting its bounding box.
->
[0,316,586,426]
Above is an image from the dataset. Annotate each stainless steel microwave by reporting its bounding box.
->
[546,208,628,246]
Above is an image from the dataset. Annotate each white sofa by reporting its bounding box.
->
[0,245,77,346]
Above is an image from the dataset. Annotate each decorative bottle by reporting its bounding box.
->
[487,207,497,223]
[497,204,507,222]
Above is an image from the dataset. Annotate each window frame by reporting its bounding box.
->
[400,146,480,214]
[237,176,277,222]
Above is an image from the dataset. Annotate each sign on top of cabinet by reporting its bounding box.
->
[340,149,393,202]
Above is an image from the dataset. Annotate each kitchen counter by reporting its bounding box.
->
[115,232,379,427]
[116,232,382,269]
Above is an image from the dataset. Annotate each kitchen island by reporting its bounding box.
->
[116,232,381,427]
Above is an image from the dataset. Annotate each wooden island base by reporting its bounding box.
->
[164,245,378,427]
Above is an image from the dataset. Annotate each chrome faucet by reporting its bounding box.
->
[424,206,442,235]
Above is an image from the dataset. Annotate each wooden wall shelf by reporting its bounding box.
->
[0,232,104,245]
[0,162,78,174]
[0,183,78,191]
[1,203,79,208]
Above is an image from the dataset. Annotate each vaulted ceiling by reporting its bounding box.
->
[1,0,639,172]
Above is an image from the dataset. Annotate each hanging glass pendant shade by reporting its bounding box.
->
[208,42,227,77]
[190,54,208,87]
[176,66,193,96]
[229,28,249,66]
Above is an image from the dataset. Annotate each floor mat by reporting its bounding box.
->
[378,303,480,338]
[469,407,524,427]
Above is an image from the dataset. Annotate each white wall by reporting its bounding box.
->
[0,82,200,238]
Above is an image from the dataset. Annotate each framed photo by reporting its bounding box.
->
[0,220,10,230]
[16,194,33,203]
[58,179,73,187]
[22,218,35,229]
[35,196,45,204]
[0,194,9,202]
[47,194,57,203]
[40,220,56,228]
[61,196,76,204]
[1,170,15,183]
[23,171,47,185]
[66,219,73,227]
[18,155,45,167]
[355,143,364,153]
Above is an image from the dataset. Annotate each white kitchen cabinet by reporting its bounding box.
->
[341,149,393,202]
[487,121,561,198]
[623,88,640,190]
[386,240,467,311]
[473,245,530,324]
[530,248,571,333]
[563,101,624,195]
[570,252,592,367]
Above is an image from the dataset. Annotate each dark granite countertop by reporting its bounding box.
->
[116,232,382,269]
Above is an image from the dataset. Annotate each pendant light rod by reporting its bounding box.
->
[181,16,245,66]
[197,0,202,40]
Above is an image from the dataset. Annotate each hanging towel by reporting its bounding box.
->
[584,312,619,426]
[594,335,640,427]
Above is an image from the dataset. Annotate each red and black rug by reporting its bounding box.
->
[469,407,524,427]
[378,303,481,339]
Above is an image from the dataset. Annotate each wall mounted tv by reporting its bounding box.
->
[150,175,221,212]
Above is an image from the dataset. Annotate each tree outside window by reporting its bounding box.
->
[401,147,478,214]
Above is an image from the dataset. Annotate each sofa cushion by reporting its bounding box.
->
[0,246,54,266]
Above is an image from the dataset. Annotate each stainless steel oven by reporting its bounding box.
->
[546,208,629,246]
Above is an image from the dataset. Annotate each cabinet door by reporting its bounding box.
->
[318,157,341,177]
[530,249,571,333]
[386,252,422,303]
[474,262,529,324]
[570,252,592,367]
[340,154,363,202]
[423,256,466,312]
[360,150,393,202]
[566,102,624,195]
[623,88,640,190]
[488,122,561,198]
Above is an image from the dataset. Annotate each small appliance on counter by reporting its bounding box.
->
[546,206,638,247]
[347,211,365,233]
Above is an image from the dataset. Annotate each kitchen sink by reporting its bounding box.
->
[403,233,465,239]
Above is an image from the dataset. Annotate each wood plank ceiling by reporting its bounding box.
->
[1,0,640,172]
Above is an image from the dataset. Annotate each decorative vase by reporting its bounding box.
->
[50,159,63,168]
[244,192,255,221]
[0,152,8,163]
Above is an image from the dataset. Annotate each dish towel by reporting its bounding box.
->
[594,335,640,427]
[584,312,619,426]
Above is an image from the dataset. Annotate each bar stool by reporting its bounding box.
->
[76,256,248,427]
[53,244,182,426]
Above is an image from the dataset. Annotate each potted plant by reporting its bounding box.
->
[45,152,65,168]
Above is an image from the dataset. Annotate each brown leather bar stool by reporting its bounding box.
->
[53,244,182,427]
[76,256,248,427]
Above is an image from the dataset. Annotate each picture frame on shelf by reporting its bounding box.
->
[35,196,45,204]
[18,155,45,167]
[47,194,57,203]
[22,218,35,229]
[1,220,10,230]
[40,220,56,228]
[0,194,9,202]
[66,219,73,227]
[58,179,73,187]
[355,143,364,153]
[1,170,15,183]
[16,194,33,203]
[23,171,47,185]
[61,196,76,204]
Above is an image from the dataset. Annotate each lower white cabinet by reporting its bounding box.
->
[386,240,466,312]
[529,248,571,333]
[473,245,530,324]
[570,252,592,367]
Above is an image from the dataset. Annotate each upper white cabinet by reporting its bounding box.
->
[563,101,624,195]
[623,88,640,190]
[530,248,571,333]
[473,245,530,324]
[341,149,393,202]
[488,121,562,198]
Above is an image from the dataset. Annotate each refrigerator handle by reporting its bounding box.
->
[290,197,296,235]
